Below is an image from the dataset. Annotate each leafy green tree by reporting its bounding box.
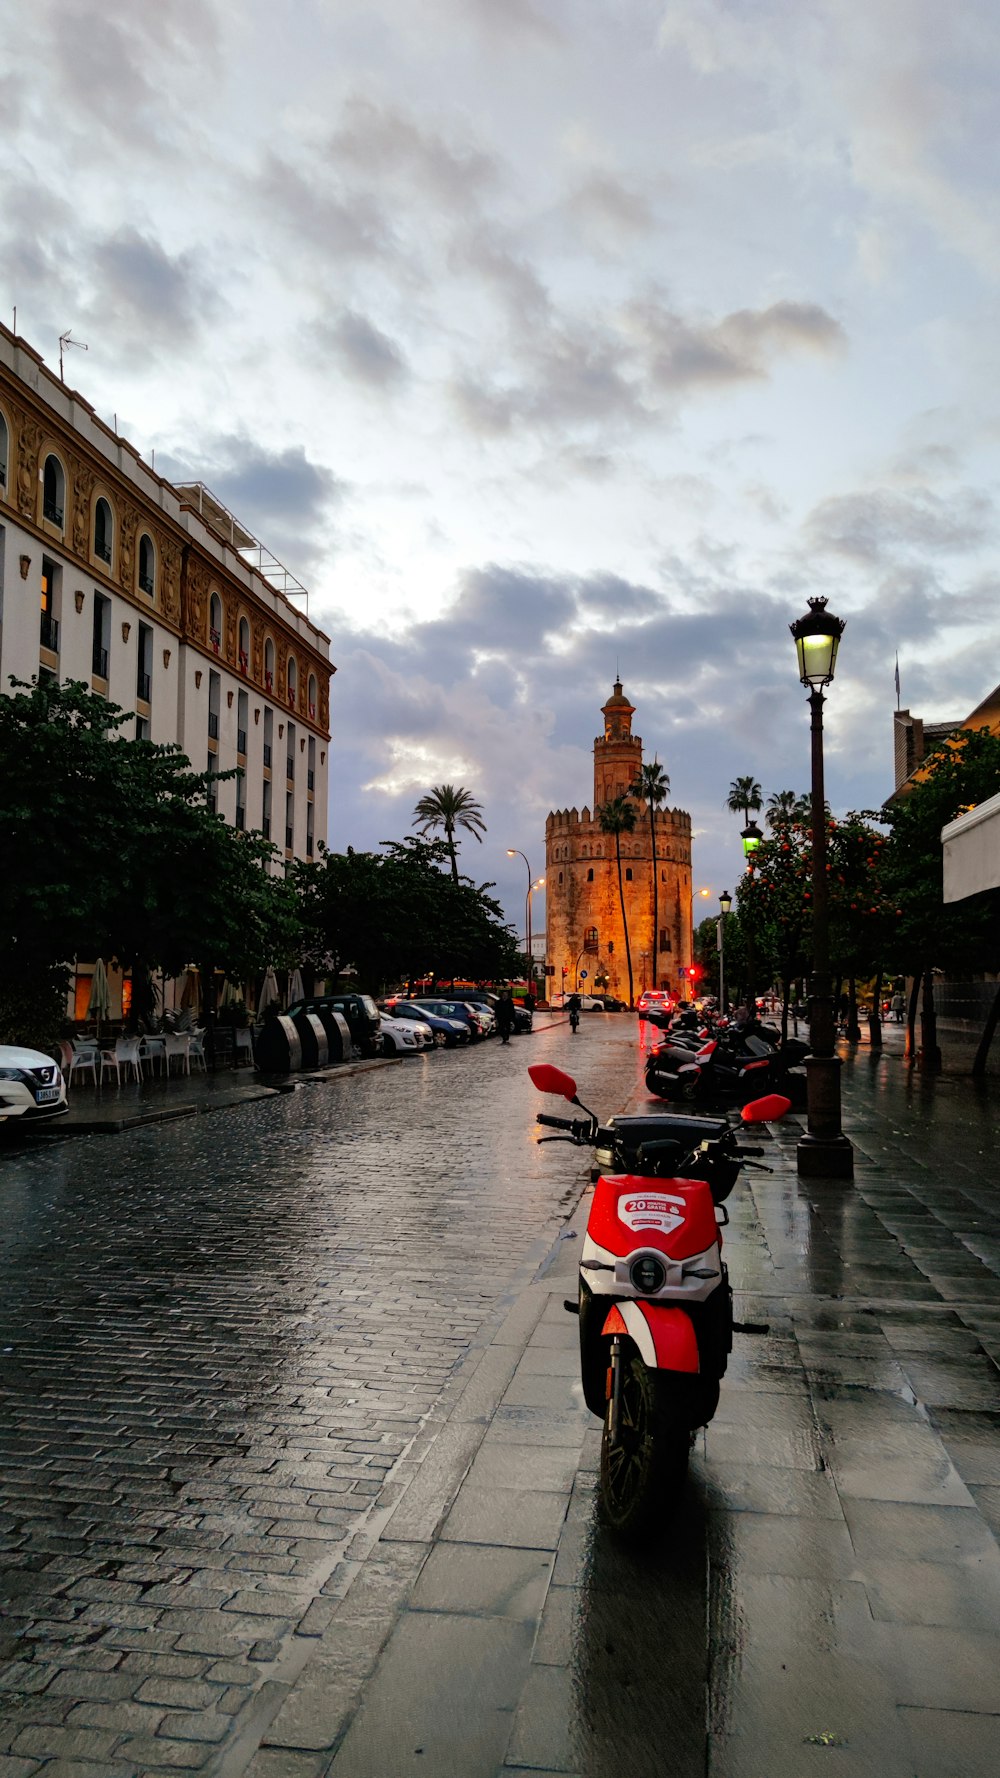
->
[765,789,808,831]
[598,794,638,1007]
[412,785,487,882]
[630,757,670,989]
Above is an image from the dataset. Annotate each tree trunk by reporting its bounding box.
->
[905,974,920,1059]
[615,835,635,1008]
[868,966,884,1049]
[447,826,459,882]
[972,979,1000,1078]
[649,805,658,991]
[919,968,941,1073]
[847,975,862,1042]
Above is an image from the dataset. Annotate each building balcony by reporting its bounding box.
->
[262,815,271,840]
[285,826,293,850]
[40,613,60,652]
[235,806,246,831]
[265,670,273,691]
[307,768,314,790]
[136,671,151,701]
[239,651,249,674]
[208,711,219,740]
[92,645,108,678]
[210,628,221,653]
[286,756,294,781]
[237,728,247,755]
[263,743,272,767]
[43,498,63,526]
[95,542,112,565]
[139,571,155,595]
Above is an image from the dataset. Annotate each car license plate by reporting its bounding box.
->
[35,1087,60,1103]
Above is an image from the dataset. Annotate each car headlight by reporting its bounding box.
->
[0,1068,26,1083]
[629,1253,667,1295]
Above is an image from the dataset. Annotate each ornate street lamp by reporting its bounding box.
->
[789,596,853,1178]
[741,821,764,856]
[508,849,534,985]
[718,890,731,1012]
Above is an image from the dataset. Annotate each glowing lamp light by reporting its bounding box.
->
[789,596,846,689]
[741,822,764,856]
[719,890,732,915]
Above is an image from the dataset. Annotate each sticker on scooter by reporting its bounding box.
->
[618,1192,686,1234]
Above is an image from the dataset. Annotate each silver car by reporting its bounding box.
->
[0,1045,68,1125]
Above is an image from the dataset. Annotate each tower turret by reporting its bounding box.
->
[594,679,642,807]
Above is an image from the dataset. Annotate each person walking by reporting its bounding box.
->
[496,992,515,1045]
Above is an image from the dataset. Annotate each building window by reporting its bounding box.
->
[285,791,294,852]
[209,592,222,653]
[625,868,633,881]
[207,754,217,814]
[308,672,317,719]
[307,734,315,791]
[587,868,594,882]
[43,455,64,526]
[92,593,110,679]
[40,556,60,653]
[136,622,153,702]
[286,721,295,780]
[306,804,314,857]
[558,871,563,884]
[235,767,246,830]
[94,497,113,564]
[138,533,155,596]
[263,704,273,769]
[237,689,248,756]
[264,636,274,692]
[287,655,297,708]
[208,669,220,741]
[584,926,598,952]
[0,411,8,488]
[238,616,250,674]
[659,929,672,952]
[135,715,150,740]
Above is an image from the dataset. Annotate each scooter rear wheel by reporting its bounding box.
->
[599,1350,690,1539]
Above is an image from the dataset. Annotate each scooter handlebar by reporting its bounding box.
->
[536,1112,578,1131]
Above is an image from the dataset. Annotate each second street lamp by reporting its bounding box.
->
[508,849,537,987]
[789,596,853,1180]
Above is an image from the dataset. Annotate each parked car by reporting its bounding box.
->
[550,993,605,1011]
[382,1003,470,1047]
[466,993,532,1034]
[404,998,490,1040]
[0,1045,68,1125]
[379,1013,433,1055]
[636,988,674,1015]
[288,993,383,1058]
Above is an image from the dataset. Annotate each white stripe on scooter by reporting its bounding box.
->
[618,1300,657,1367]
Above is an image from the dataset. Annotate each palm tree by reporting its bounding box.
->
[598,795,638,1007]
[413,785,486,882]
[725,776,763,825]
[630,758,670,988]
[765,789,801,831]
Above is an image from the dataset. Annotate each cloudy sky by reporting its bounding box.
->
[7,0,1000,942]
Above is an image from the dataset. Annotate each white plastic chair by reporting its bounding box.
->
[99,1044,121,1087]
[68,1041,99,1087]
[139,1035,166,1077]
[235,1028,254,1067]
[188,1030,207,1073]
[115,1036,143,1083]
[164,1033,191,1076]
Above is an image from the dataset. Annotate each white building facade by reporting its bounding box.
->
[0,325,333,872]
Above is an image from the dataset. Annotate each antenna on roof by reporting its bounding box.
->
[59,329,88,383]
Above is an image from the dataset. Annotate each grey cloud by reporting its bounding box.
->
[321,311,410,388]
[568,173,655,244]
[35,0,219,150]
[255,153,392,262]
[453,231,551,322]
[806,486,995,563]
[88,227,218,343]
[161,434,345,580]
[329,96,497,208]
[626,296,845,392]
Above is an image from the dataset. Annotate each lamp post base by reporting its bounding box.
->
[796,1131,855,1178]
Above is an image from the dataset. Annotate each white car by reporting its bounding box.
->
[379,1014,434,1055]
[551,993,605,1011]
[0,1045,68,1125]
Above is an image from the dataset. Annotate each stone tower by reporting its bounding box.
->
[544,682,693,1003]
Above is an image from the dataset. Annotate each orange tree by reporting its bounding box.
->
[826,812,899,1044]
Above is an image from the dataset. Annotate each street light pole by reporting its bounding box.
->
[718,890,731,1012]
[790,597,853,1180]
[507,848,533,986]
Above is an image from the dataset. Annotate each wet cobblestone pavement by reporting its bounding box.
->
[0,1021,639,1775]
[2,1021,1000,1776]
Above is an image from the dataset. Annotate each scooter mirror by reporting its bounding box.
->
[741,1093,792,1124]
[528,1063,578,1100]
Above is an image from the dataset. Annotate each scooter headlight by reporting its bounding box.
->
[629,1253,666,1295]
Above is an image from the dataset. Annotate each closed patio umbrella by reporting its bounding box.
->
[179,967,201,1012]
[287,968,305,1007]
[220,977,241,1007]
[258,968,279,1016]
[87,958,111,1031]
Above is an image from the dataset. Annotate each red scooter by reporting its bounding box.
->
[530,1062,789,1537]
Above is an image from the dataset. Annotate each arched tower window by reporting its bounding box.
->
[94,497,113,564]
[587,868,594,882]
[138,533,155,595]
[308,672,317,718]
[238,617,250,673]
[287,655,298,707]
[264,637,275,692]
[43,454,65,526]
[209,593,223,652]
[625,868,633,881]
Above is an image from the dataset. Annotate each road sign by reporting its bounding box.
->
[579,970,588,979]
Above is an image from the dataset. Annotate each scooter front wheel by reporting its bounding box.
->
[599,1350,690,1539]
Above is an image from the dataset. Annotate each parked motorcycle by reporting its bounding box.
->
[530,1062,789,1536]
[645,1025,808,1107]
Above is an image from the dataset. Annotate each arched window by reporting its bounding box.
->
[625,868,633,881]
[308,672,317,718]
[209,593,222,653]
[264,637,275,692]
[43,454,65,526]
[558,871,563,884]
[587,868,594,882]
[94,497,113,564]
[138,533,155,595]
[584,927,598,951]
[0,410,8,491]
[287,655,298,708]
[238,617,250,674]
